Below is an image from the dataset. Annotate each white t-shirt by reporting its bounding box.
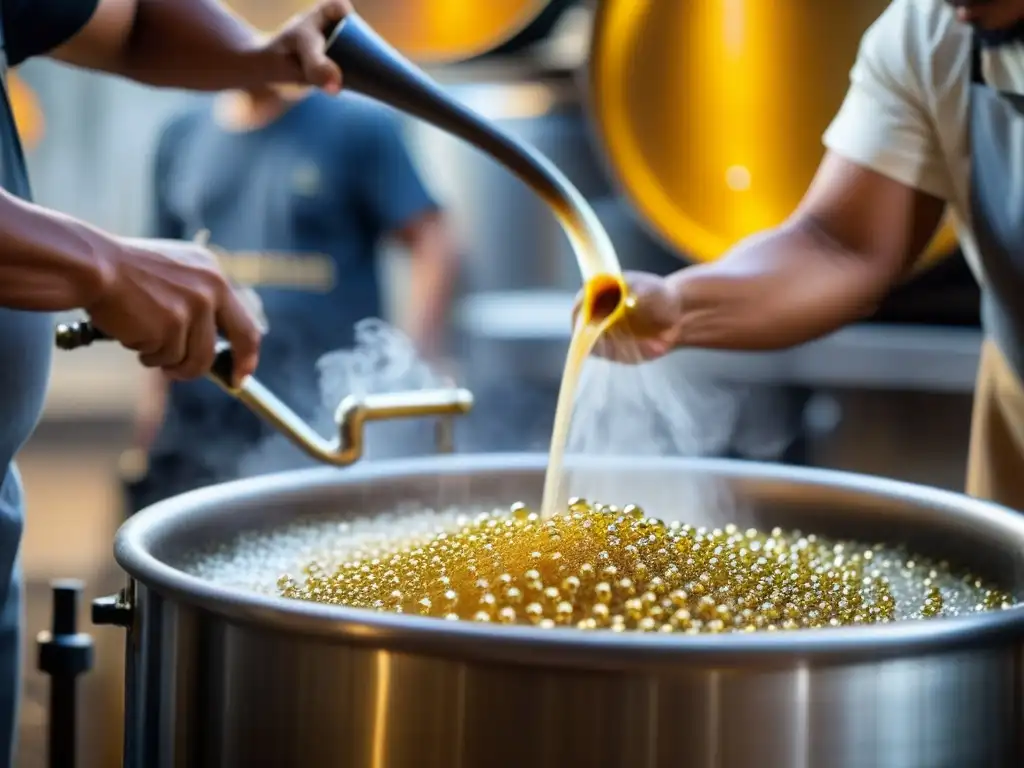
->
[823,0,1024,283]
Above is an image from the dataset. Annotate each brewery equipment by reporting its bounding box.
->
[407,70,610,299]
[225,0,580,64]
[84,453,1024,767]
[587,0,958,271]
[55,323,473,467]
[34,7,1016,767]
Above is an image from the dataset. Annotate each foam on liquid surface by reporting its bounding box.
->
[184,501,1016,633]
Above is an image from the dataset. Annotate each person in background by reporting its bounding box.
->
[592,0,1024,511]
[127,83,458,511]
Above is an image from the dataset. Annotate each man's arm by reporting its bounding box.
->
[0,187,114,312]
[662,0,951,351]
[668,155,946,350]
[44,0,347,92]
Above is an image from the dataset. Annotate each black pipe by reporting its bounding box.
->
[36,580,95,768]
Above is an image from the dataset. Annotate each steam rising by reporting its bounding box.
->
[235,318,795,533]
[559,330,764,528]
[236,319,448,478]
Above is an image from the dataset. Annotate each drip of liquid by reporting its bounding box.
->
[541,273,627,518]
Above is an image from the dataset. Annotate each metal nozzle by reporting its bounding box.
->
[235,379,473,466]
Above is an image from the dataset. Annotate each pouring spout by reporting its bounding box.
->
[325,14,623,290]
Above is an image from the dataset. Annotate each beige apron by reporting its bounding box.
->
[963,33,1024,510]
[966,342,1024,508]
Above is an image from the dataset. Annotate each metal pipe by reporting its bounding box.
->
[324,13,622,285]
[54,321,474,466]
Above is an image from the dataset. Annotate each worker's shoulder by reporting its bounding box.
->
[864,0,970,94]
[313,92,404,133]
[905,0,970,53]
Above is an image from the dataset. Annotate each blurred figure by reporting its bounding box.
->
[127,85,458,512]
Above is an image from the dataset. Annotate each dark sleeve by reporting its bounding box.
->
[2,0,101,66]
[148,116,188,240]
[355,107,439,235]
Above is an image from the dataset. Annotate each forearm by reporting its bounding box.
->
[669,217,900,351]
[119,0,291,90]
[0,189,112,311]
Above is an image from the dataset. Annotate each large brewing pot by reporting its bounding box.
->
[96,453,1024,767]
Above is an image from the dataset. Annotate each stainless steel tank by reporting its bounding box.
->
[96,453,1024,768]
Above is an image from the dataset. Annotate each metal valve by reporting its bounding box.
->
[36,579,95,768]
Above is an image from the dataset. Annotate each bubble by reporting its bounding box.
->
[198,500,1020,634]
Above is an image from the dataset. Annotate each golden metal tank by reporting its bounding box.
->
[587,0,958,268]
[222,0,558,63]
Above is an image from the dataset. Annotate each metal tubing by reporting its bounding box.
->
[53,321,474,466]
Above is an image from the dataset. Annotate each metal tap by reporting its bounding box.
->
[54,321,473,466]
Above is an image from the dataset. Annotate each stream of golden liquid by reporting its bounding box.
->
[540,273,627,518]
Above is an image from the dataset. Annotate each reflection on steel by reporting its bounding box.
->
[587,0,959,268]
[96,454,1024,767]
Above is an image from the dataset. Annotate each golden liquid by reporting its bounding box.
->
[280,500,1015,631]
[540,273,627,518]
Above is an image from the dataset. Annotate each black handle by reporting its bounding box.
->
[36,580,95,768]
[54,321,108,350]
[54,320,238,389]
[324,15,572,214]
